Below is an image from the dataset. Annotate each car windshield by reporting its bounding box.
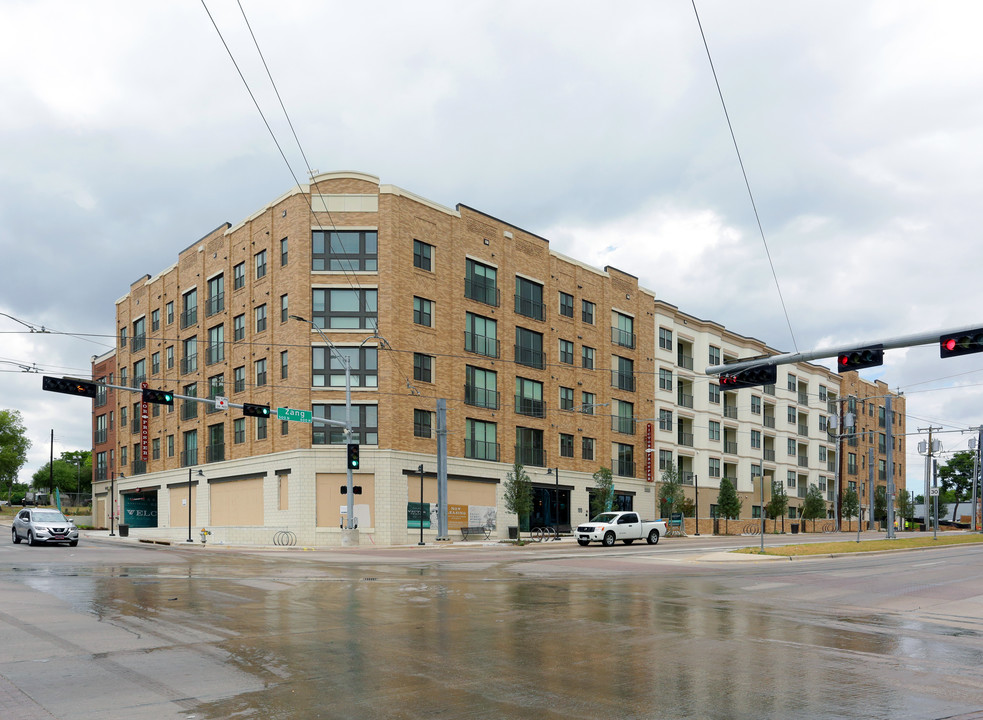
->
[33,511,68,523]
[590,513,620,523]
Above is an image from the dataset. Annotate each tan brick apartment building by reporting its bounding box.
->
[89,171,905,544]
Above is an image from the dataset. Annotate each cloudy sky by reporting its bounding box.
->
[2,0,982,491]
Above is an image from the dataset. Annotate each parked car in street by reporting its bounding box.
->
[11,508,79,546]
[575,511,667,546]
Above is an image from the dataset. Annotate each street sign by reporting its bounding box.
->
[930,487,940,497]
[277,407,313,423]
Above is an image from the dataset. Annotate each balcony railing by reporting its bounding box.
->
[677,391,694,409]
[514,295,545,321]
[206,293,225,317]
[464,439,500,462]
[798,456,809,468]
[611,327,636,349]
[95,467,108,482]
[763,415,776,428]
[724,405,738,419]
[798,392,809,405]
[464,332,499,358]
[679,472,695,485]
[678,431,694,447]
[676,352,694,371]
[206,443,225,463]
[94,429,108,445]
[724,441,738,455]
[180,307,198,329]
[764,449,776,461]
[612,371,636,392]
[180,449,198,467]
[131,334,146,352]
[464,279,499,307]
[616,459,636,478]
[514,345,545,370]
[828,461,836,472]
[130,418,140,433]
[612,416,636,435]
[131,459,147,476]
[797,485,808,499]
[181,401,198,421]
[515,396,547,418]
[515,445,546,467]
[181,355,198,375]
[207,345,224,365]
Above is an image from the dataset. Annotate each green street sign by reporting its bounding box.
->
[277,407,313,423]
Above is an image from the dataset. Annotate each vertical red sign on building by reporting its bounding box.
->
[140,381,149,462]
[645,422,653,482]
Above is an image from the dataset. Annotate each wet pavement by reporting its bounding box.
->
[2,529,982,719]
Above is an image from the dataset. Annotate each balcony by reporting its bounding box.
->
[514,295,545,321]
[131,459,147,476]
[131,334,146,352]
[130,417,140,434]
[515,445,546,467]
[464,332,499,358]
[677,391,694,409]
[725,441,738,455]
[180,449,198,467]
[514,345,545,370]
[95,467,108,482]
[764,449,776,461]
[515,396,547,418]
[181,401,198,421]
[678,431,694,447]
[464,279,499,307]
[612,416,636,435]
[679,472,695,485]
[616,459,636,478]
[206,443,225,463]
[797,485,808,499]
[724,405,738,419]
[207,345,224,365]
[798,423,809,436]
[798,392,809,405]
[763,384,776,396]
[94,429,108,445]
[798,455,809,468]
[611,327,635,349]
[763,415,776,428]
[180,307,198,329]
[464,439,500,462]
[206,293,225,317]
[828,460,836,472]
[676,352,694,371]
[612,370,636,392]
[181,355,198,375]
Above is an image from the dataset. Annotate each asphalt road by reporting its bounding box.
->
[2,529,982,720]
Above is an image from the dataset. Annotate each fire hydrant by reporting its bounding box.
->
[200,528,211,544]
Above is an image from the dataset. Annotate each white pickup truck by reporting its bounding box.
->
[575,511,667,547]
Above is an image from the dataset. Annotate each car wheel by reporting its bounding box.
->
[28,531,38,546]
[602,531,616,547]
[11,527,20,544]
[623,539,634,545]
[577,539,590,546]
[647,529,660,545]
[69,540,78,547]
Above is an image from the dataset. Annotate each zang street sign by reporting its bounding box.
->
[277,407,313,423]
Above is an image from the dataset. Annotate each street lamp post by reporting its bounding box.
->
[109,472,117,537]
[418,464,425,546]
[187,469,203,543]
[693,474,700,536]
[547,467,560,532]
[290,315,355,531]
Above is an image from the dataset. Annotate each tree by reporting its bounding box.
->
[841,487,860,528]
[896,491,916,530]
[716,477,742,534]
[503,462,533,541]
[31,450,92,497]
[873,485,888,525]
[589,466,614,518]
[765,479,788,527]
[658,464,682,519]
[0,409,31,501]
[801,484,826,532]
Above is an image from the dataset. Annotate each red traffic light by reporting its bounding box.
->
[940,330,983,358]
[837,345,884,373]
[718,364,777,390]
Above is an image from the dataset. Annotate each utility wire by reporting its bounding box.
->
[691,0,798,352]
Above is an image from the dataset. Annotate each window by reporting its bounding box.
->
[280,350,289,380]
[659,327,673,351]
[659,449,672,471]
[166,301,174,325]
[281,420,289,436]
[207,373,224,404]
[787,373,797,392]
[233,314,245,342]
[465,419,498,461]
[181,337,197,374]
[659,368,673,391]
[787,406,797,424]
[515,377,545,417]
[751,429,761,449]
[312,288,378,330]
[167,435,174,458]
[313,346,378,388]
[280,294,289,323]
[414,409,433,438]
[559,339,574,364]
[558,292,574,318]
[233,262,245,290]
[207,324,224,365]
[751,395,761,414]
[464,259,498,306]
[465,312,498,358]
[465,366,498,409]
[659,409,673,431]
[515,276,544,321]
[151,352,160,375]
[255,358,267,387]
[581,300,595,324]
[582,436,595,461]
[207,274,224,316]
[515,327,545,369]
[181,288,198,329]
[313,404,378,445]
[516,427,545,466]
[166,346,174,370]
[119,326,127,349]
[709,345,721,365]
[819,415,827,432]
[819,446,827,462]
[255,304,267,333]
[612,311,634,349]
[581,391,596,414]
[613,355,635,392]
[559,386,574,411]
[787,471,797,488]
[133,358,146,385]
[255,249,267,279]
[708,421,720,441]
[312,230,378,271]
[788,438,796,456]
[256,417,267,441]
[581,345,595,370]
[152,438,160,461]
[413,353,433,383]
[616,443,634,477]
[151,309,160,332]
[709,383,720,404]
[413,239,433,271]
[708,458,721,478]
[182,429,198,467]
[234,418,245,444]
[234,366,245,393]
[413,296,433,327]
[280,237,288,266]
[614,400,635,434]
[560,433,574,458]
[819,385,828,402]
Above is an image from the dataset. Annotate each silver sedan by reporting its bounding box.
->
[11,508,79,546]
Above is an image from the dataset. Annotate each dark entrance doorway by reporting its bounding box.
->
[530,485,570,532]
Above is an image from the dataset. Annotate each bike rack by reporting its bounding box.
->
[273,530,297,546]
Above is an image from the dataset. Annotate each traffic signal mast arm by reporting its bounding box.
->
[705,323,983,376]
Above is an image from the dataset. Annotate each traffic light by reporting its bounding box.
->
[142,388,174,405]
[340,485,363,495]
[940,329,983,358]
[346,443,360,470]
[242,403,271,418]
[718,364,777,390]
[837,345,884,373]
[41,376,98,398]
